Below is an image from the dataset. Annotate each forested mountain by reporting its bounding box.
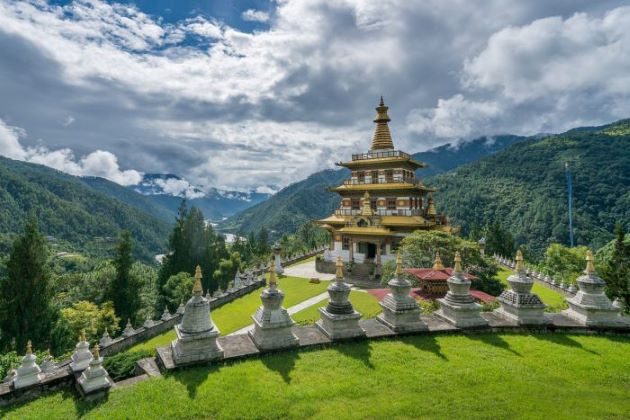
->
[221,135,525,235]
[0,157,170,261]
[433,120,630,257]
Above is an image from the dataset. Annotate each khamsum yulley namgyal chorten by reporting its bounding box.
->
[316,97,454,283]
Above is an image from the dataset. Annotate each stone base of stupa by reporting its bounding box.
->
[77,369,113,397]
[495,291,548,325]
[171,324,224,365]
[435,300,488,328]
[249,309,298,351]
[377,298,427,333]
[563,298,624,328]
[12,369,43,390]
[316,308,365,340]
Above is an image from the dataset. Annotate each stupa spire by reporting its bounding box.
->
[335,256,344,279]
[395,253,403,276]
[453,251,463,273]
[192,265,203,296]
[268,263,277,288]
[585,249,595,274]
[371,96,394,150]
[432,253,445,270]
[515,250,524,273]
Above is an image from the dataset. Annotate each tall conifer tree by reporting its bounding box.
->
[108,230,141,326]
[0,216,54,351]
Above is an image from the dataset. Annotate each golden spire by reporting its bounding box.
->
[453,251,463,273]
[268,263,277,287]
[360,191,373,217]
[80,329,86,342]
[335,256,344,279]
[395,253,403,276]
[432,253,445,270]
[26,340,32,355]
[93,344,100,359]
[515,250,524,272]
[371,97,394,150]
[585,249,595,274]
[192,265,203,295]
[426,194,437,217]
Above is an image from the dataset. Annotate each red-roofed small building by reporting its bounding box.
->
[405,253,478,297]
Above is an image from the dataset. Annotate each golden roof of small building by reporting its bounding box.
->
[337,226,392,236]
[371,97,394,150]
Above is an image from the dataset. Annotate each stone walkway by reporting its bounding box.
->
[283,260,335,281]
[229,291,330,336]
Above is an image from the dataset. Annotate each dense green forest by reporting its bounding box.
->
[221,135,524,236]
[434,120,630,257]
[0,157,170,261]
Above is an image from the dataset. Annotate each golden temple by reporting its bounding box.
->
[316,97,453,280]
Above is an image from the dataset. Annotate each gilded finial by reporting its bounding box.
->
[453,251,463,273]
[395,253,403,276]
[426,194,437,217]
[432,252,445,270]
[379,96,384,107]
[371,97,394,150]
[585,249,595,274]
[93,344,100,359]
[515,250,524,273]
[26,340,32,355]
[335,256,344,279]
[192,265,203,295]
[268,263,277,287]
[80,329,86,342]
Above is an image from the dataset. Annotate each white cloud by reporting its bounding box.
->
[241,9,270,23]
[62,115,75,127]
[0,118,142,185]
[153,178,205,199]
[255,185,278,195]
[1,0,629,191]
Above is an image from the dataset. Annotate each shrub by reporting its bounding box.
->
[102,349,154,381]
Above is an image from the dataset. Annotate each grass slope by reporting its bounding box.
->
[130,276,330,352]
[496,267,568,312]
[3,334,629,419]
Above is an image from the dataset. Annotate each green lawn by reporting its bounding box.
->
[4,334,629,419]
[292,290,382,325]
[496,267,568,312]
[130,276,329,352]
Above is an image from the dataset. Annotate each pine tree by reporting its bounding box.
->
[601,223,630,312]
[108,230,141,326]
[257,228,270,255]
[0,216,54,352]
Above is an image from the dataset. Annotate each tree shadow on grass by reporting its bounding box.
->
[465,333,522,357]
[171,364,217,399]
[260,349,300,384]
[399,335,448,361]
[532,333,599,355]
[335,339,374,369]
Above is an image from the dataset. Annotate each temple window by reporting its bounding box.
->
[357,171,365,183]
[370,199,377,211]
[385,170,394,183]
[351,199,360,210]
[387,198,396,210]
[342,237,350,250]
[371,170,379,183]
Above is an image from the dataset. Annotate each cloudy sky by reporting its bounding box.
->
[1,0,629,193]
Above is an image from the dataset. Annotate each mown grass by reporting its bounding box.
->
[130,276,329,352]
[292,290,383,325]
[3,333,629,419]
[496,267,568,312]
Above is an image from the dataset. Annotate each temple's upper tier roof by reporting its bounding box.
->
[372,96,394,150]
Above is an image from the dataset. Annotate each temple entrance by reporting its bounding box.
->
[367,243,376,259]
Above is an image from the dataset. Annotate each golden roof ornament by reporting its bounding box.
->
[360,191,373,217]
[80,329,86,342]
[515,250,524,273]
[93,344,100,359]
[432,253,445,270]
[192,265,203,295]
[395,253,403,276]
[26,340,33,355]
[335,256,344,279]
[585,249,595,274]
[370,96,394,150]
[453,251,463,273]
